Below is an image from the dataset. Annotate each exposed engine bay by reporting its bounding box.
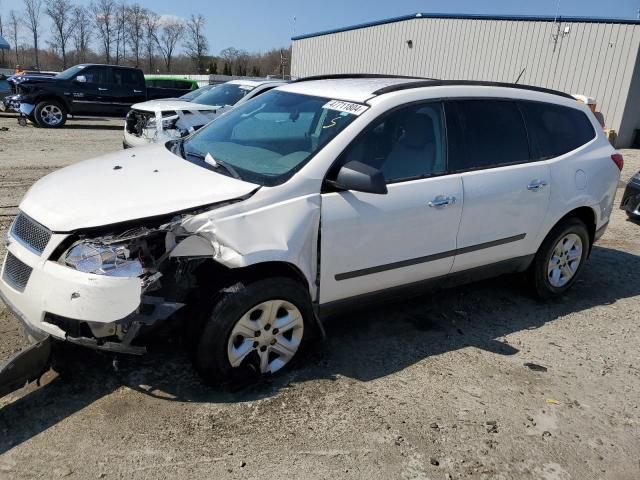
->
[125,108,224,143]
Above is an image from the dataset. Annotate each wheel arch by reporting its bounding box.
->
[543,206,597,255]
[35,94,70,112]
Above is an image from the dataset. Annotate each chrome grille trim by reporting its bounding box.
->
[10,213,52,255]
[2,252,33,292]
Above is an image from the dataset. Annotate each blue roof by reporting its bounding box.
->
[292,13,640,41]
[0,35,10,50]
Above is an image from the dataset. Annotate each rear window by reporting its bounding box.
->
[519,101,596,159]
[114,68,142,86]
[448,100,530,171]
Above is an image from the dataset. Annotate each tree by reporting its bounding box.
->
[143,10,159,72]
[126,4,146,68]
[45,0,75,68]
[23,0,43,69]
[91,0,116,64]
[156,17,183,72]
[0,3,5,67]
[72,6,92,64]
[114,0,127,64]
[8,10,20,66]
[184,14,208,74]
[207,60,217,74]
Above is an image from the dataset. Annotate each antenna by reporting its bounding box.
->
[514,67,526,84]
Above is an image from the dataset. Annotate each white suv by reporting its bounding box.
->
[0,75,622,388]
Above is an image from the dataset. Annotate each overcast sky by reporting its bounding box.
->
[1,0,639,53]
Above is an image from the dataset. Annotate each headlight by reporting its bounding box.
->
[64,242,144,277]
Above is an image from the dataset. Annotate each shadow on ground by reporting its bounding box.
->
[1,245,638,453]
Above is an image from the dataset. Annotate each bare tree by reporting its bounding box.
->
[8,10,20,66]
[91,0,116,63]
[156,17,183,73]
[45,0,75,68]
[143,10,159,72]
[114,0,127,64]
[0,3,5,67]
[23,0,43,69]
[126,4,145,68]
[72,6,92,64]
[184,14,208,73]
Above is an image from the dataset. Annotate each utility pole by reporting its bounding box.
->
[280,49,288,80]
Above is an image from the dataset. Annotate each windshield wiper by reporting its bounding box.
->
[184,149,242,180]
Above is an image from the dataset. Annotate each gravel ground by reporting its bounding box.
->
[0,114,639,480]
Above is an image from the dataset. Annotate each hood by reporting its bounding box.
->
[19,144,259,232]
[132,99,221,113]
[12,75,60,87]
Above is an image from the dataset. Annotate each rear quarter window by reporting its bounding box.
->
[519,101,596,159]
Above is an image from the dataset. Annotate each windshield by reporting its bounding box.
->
[179,90,364,186]
[193,83,255,107]
[55,65,86,80]
[180,84,215,101]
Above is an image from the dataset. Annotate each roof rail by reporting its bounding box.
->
[293,73,437,83]
[373,79,575,99]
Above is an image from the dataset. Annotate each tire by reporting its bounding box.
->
[192,277,315,387]
[34,99,67,128]
[531,217,590,299]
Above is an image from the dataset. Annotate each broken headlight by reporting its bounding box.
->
[64,242,144,277]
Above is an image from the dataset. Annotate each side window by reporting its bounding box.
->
[519,101,596,159]
[80,67,110,84]
[113,69,140,86]
[339,102,447,183]
[449,100,530,171]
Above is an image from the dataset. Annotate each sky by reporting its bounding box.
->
[1,0,639,54]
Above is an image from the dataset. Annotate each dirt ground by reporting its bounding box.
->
[0,113,638,480]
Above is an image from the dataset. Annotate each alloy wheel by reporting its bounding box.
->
[547,233,583,288]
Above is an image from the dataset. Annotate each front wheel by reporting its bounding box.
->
[531,217,590,299]
[34,100,67,128]
[192,277,315,387]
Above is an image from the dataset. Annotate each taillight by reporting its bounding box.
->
[611,153,624,171]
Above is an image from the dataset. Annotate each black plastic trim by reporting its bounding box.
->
[335,233,526,280]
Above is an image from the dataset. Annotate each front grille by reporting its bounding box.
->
[2,252,33,292]
[11,213,52,255]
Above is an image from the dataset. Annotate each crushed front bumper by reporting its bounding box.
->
[621,174,640,220]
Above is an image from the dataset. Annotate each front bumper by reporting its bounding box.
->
[1,228,143,341]
[621,177,640,220]
[1,94,21,113]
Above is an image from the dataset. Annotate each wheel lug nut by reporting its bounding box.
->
[264,324,271,331]
[254,330,261,337]
[253,341,259,348]
[271,339,276,345]
[260,345,267,352]
[272,328,279,335]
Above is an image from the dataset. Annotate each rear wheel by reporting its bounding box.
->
[531,217,590,299]
[34,100,67,128]
[192,277,314,387]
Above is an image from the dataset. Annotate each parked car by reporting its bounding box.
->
[144,75,199,96]
[8,64,191,128]
[123,79,286,148]
[0,76,621,391]
[621,170,640,221]
[0,74,11,98]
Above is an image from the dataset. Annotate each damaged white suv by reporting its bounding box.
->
[123,79,286,148]
[0,76,621,388]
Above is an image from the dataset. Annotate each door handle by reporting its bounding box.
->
[98,87,108,91]
[133,89,143,93]
[527,180,548,191]
[428,195,456,208]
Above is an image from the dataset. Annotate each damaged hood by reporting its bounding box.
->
[132,99,221,113]
[19,144,259,232]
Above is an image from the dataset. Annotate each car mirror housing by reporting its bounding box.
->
[75,75,87,83]
[327,160,388,195]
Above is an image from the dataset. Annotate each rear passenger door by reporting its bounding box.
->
[112,68,146,114]
[446,99,550,273]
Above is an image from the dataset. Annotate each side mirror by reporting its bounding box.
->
[75,75,86,83]
[327,160,388,195]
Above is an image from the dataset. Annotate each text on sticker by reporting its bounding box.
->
[323,100,368,116]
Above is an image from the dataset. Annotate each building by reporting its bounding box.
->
[291,14,640,147]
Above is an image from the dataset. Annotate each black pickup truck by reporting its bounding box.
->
[6,64,194,128]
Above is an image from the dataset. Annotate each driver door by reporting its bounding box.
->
[319,102,463,304]
[71,67,113,115]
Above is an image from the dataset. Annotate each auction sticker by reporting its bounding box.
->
[323,100,368,116]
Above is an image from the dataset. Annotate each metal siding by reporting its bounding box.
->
[292,17,640,146]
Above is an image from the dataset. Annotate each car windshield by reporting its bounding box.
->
[180,84,215,101]
[193,83,255,107]
[179,90,364,186]
[55,65,86,80]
